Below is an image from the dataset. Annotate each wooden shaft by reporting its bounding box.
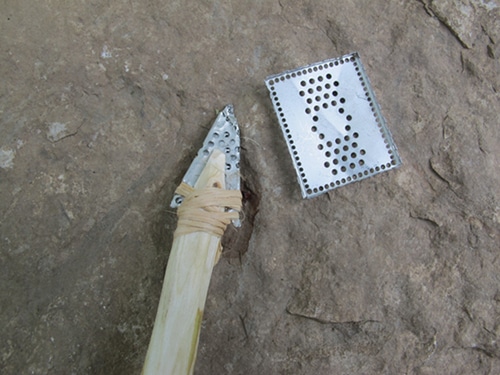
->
[142,150,226,375]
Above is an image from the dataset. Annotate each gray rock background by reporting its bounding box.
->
[1,0,499,374]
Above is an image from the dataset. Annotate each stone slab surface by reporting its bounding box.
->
[1,1,499,374]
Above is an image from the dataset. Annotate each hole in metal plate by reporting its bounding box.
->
[265,52,402,199]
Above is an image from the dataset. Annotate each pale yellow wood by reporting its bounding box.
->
[142,150,226,375]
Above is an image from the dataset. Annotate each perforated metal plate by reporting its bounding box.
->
[265,52,401,199]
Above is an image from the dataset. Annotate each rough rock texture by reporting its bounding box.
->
[1,0,499,374]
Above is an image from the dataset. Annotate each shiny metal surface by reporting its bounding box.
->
[170,105,241,222]
[265,52,401,199]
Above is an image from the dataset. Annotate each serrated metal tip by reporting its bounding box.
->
[170,105,241,220]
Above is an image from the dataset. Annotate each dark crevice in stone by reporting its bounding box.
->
[221,152,261,260]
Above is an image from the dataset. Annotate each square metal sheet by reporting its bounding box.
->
[265,52,401,199]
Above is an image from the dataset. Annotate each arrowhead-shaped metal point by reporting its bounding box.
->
[170,105,241,220]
